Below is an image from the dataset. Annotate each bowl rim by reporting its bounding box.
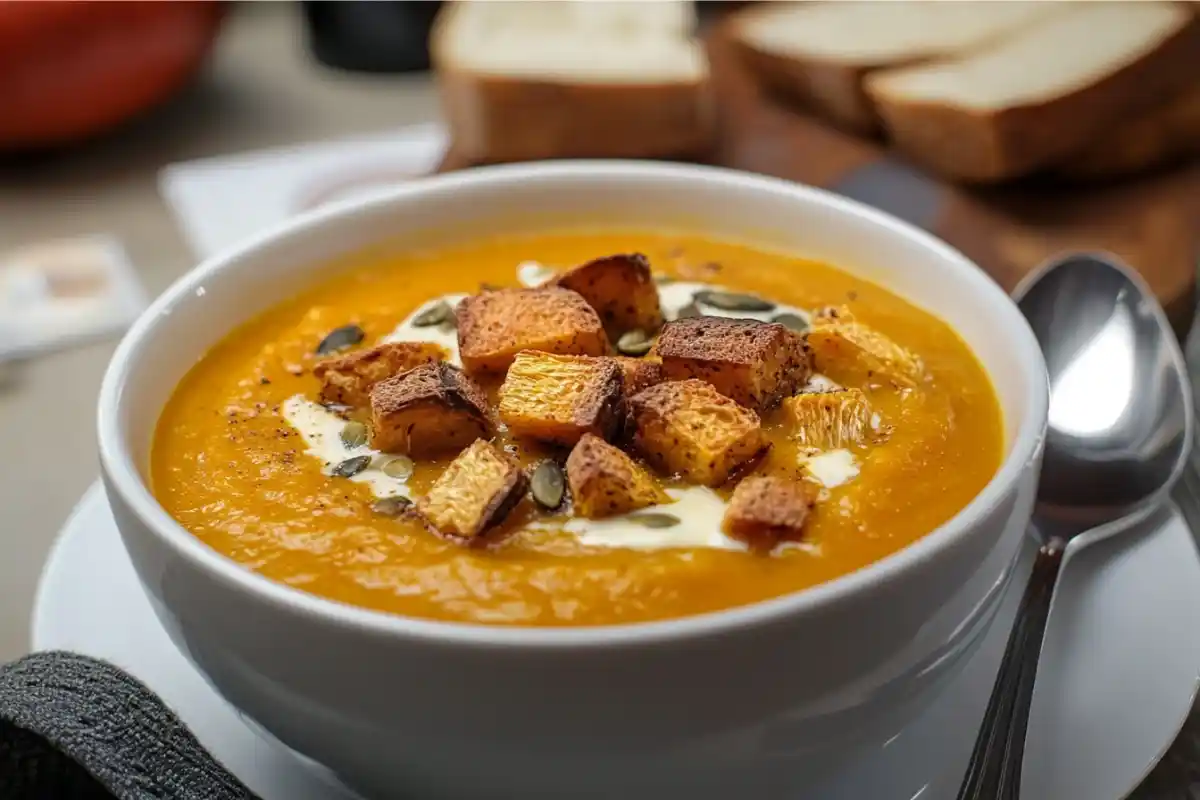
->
[98,160,1049,649]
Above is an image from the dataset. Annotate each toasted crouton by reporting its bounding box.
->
[548,253,664,334]
[369,362,492,456]
[313,342,446,407]
[722,476,814,550]
[498,352,624,446]
[456,287,609,374]
[416,439,527,540]
[654,316,811,410]
[807,306,922,388]
[566,433,671,518]
[612,356,663,394]
[628,379,768,486]
[783,389,883,450]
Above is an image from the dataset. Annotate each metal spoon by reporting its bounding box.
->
[957,252,1193,799]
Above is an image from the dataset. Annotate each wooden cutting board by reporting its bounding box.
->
[438,20,1200,335]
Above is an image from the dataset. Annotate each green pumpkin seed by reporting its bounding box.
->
[316,324,365,355]
[694,290,775,313]
[340,421,368,449]
[411,301,452,328]
[674,303,702,320]
[371,496,412,517]
[771,312,810,333]
[628,512,681,529]
[331,455,371,478]
[530,461,566,509]
[381,455,414,480]
[616,329,654,356]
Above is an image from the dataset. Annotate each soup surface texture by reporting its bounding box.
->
[152,230,1004,626]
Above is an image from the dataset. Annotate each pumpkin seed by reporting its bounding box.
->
[674,303,702,320]
[411,301,452,328]
[321,401,353,416]
[331,455,371,478]
[616,329,654,356]
[381,455,414,480]
[340,421,368,449]
[371,496,412,517]
[530,461,566,509]
[771,312,810,333]
[316,324,365,355]
[694,290,775,313]
[628,512,681,529]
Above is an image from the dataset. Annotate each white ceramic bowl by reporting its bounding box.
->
[98,162,1048,799]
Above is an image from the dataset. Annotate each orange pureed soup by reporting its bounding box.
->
[152,230,1003,626]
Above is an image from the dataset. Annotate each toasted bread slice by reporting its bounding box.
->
[732,1,1062,134]
[369,362,492,456]
[548,253,664,335]
[416,439,527,540]
[498,351,624,446]
[654,316,811,410]
[629,379,768,487]
[314,342,446,408]
[566,433,670,519]
[432,1,716,164]
[866,2,1200,181]
[456,287,609,375]
[807,307,922,389]
[612,356,663,395]
[784,389,882,451]
[722,476,814,550]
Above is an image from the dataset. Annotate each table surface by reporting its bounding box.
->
[1,5,1197,797]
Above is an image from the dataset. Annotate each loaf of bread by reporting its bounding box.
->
[431,1,716,164]
[865,2,1200,182]
[731,1,1064,133]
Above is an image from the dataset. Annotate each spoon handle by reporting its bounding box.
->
[956,537,1067,800]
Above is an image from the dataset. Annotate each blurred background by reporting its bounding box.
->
[0,0,1197,662]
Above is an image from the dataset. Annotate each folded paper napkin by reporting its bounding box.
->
[0,651,258,800]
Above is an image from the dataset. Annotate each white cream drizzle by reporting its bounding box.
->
[280,268,862,552]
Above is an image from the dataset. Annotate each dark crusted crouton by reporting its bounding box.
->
[807,306,922,388]
[628,379,769,487]
[654,317,811,410]
[498,352,624,446]
[416,439,527,540]
[548,253,664,334]
[566,433,671,519]
[783,388,884,450]
[611,356,663,395]
[455,287,609,374]
[313,341,445,407]
[369,362,492,456]
[722,476,815,550]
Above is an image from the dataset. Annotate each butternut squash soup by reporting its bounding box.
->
[151,230,1003,626]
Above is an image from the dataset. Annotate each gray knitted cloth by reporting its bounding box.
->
[0,651,259,800]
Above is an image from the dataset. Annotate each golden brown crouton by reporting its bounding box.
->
[628,379,769,487]
[416,439,527,540]
[807,306,922,388]
[498,351,625,446]
[566,433,671,518]
[548,253,664,335]
[654,316,811,410]
[722,476,815,550]
[783,389,884,450]
[369,362,492,456]
[455,287,609,374]
[612,356,663,395]
[313,341,446,407]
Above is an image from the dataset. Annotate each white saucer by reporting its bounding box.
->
[32,483,1200,799]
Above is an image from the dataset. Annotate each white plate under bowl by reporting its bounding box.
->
[32,484,1200,799]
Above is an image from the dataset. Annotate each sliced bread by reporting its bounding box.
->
[866,2,1200,182]
[731,1,1065,133]
[431,1,716,164]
